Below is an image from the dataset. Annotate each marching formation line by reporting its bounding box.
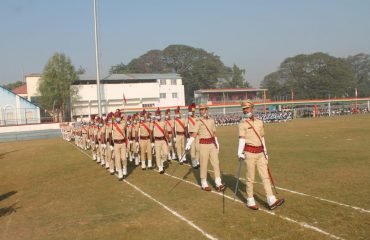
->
[69,142,345,240]
[69,142,218,240]
[164,173,345,240]
[191,163,370,214]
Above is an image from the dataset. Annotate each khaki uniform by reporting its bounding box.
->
[132,123,140,156]
[112,121,127,178]
[174,117,187,161]
[187,116,200,163]
[193,117,221,182]
[96,126,103,163]
[81,125,88,150]
[165,118,176,160]
[138,121,153,168]
[93,126,99,160]
[153,120,168,171]
[126,124,133,160]
[238,118,273,198]
[105,123,114,173]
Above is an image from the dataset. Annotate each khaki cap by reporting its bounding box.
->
[241,100,254,109]
[198,103,208,109]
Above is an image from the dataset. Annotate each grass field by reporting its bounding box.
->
[0,114,369,240]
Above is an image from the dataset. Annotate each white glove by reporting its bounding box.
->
[237,138,246,160]
[168,142,172,147]
[102,144,106,149]
[110,145,114,151]
[173,138,177,143]
[95,144,99,149]
[214,137,219,150]
[185,137,194,151]
[151,143,155,148]
[129,140,133,144]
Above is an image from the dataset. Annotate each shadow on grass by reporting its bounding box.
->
[0,150,20,160]
[0,203,20,218]
[0,191,17,202]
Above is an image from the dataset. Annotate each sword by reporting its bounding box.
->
[262,152,279,195]
[233,158,243,201]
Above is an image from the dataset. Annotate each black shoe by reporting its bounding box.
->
[193,165,199,169]
[159,170,165,174]
[110,172,114,175]
[118,177,123,181]
[141,167,146,170]
[180,162,183,165]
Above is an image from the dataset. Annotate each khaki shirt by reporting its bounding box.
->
[194,117,216,138]
[133,123,139,140]
[105,123,112,140]
[238,118,264,147]
[174,117,186,133]
[112,122,126,140]
[186,116,198,133]
[153,120,167,138]
[139,122,151,137]
[164,119,173,134]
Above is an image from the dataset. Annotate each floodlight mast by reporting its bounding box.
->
[93,0,102,116]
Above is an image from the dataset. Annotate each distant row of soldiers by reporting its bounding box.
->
[61,101,284,210]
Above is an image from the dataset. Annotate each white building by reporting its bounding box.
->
[72,73,185,117]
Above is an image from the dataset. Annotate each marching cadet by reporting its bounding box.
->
[186,104,225,192]
[126,115,134,164]
[132,113,140,166]
[81,122,88,150]
[105,113,115,174]
[137,110,153,170]
[237,100,284,210]
[90,116,98,161]
[153,108,169,174]
[186,103,200,169]
[164,109,177,161]
[96,117,104,165]
[173,106,187,164]
[112,111,128,180]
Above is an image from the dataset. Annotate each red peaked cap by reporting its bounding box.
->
[188,103,196,112]
[140,109,147,116]
[127,115,131,120]
[165,109,171,115]
[174,106,180,113]
[90,115,96,120]
[155,107,161,115]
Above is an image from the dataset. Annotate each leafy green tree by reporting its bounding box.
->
[110,45,230,103]
[261,52,356,99]
[222,64,250,88]
[346,53,370,97]
[38,53,78,122]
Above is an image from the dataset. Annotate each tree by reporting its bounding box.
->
[38,53,78,122]
[110,45,231,103]
[222,64,250,88]
[2,81,25,91]
[261,52,356,100]
[346,53,370,97]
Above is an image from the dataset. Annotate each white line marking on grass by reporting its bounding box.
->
[68,142,218,240]
[124,180,218,240]
[186,163,370,214]
[165,173,345,240]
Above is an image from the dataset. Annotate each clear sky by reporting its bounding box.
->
[1,0,370,87]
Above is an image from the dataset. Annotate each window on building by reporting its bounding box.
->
[160,79,167,85]
[172,93,178,98]
[160,93,166,99]
[142,103,155,108]
[171,79,177,85]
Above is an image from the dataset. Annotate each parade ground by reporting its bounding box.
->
[0,114,369,240]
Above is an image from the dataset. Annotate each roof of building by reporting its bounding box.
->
[0,86,39,108]
[12,84,27,94]
[77,73,181,81]
[25,73,42,77]
[196,88,267,93]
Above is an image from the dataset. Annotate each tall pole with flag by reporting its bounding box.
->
[122,91,127,111]
[93,0,102,116]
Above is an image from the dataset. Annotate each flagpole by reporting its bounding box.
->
[93,0,102,116]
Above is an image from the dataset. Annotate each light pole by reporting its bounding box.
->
[93,0,102,116]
